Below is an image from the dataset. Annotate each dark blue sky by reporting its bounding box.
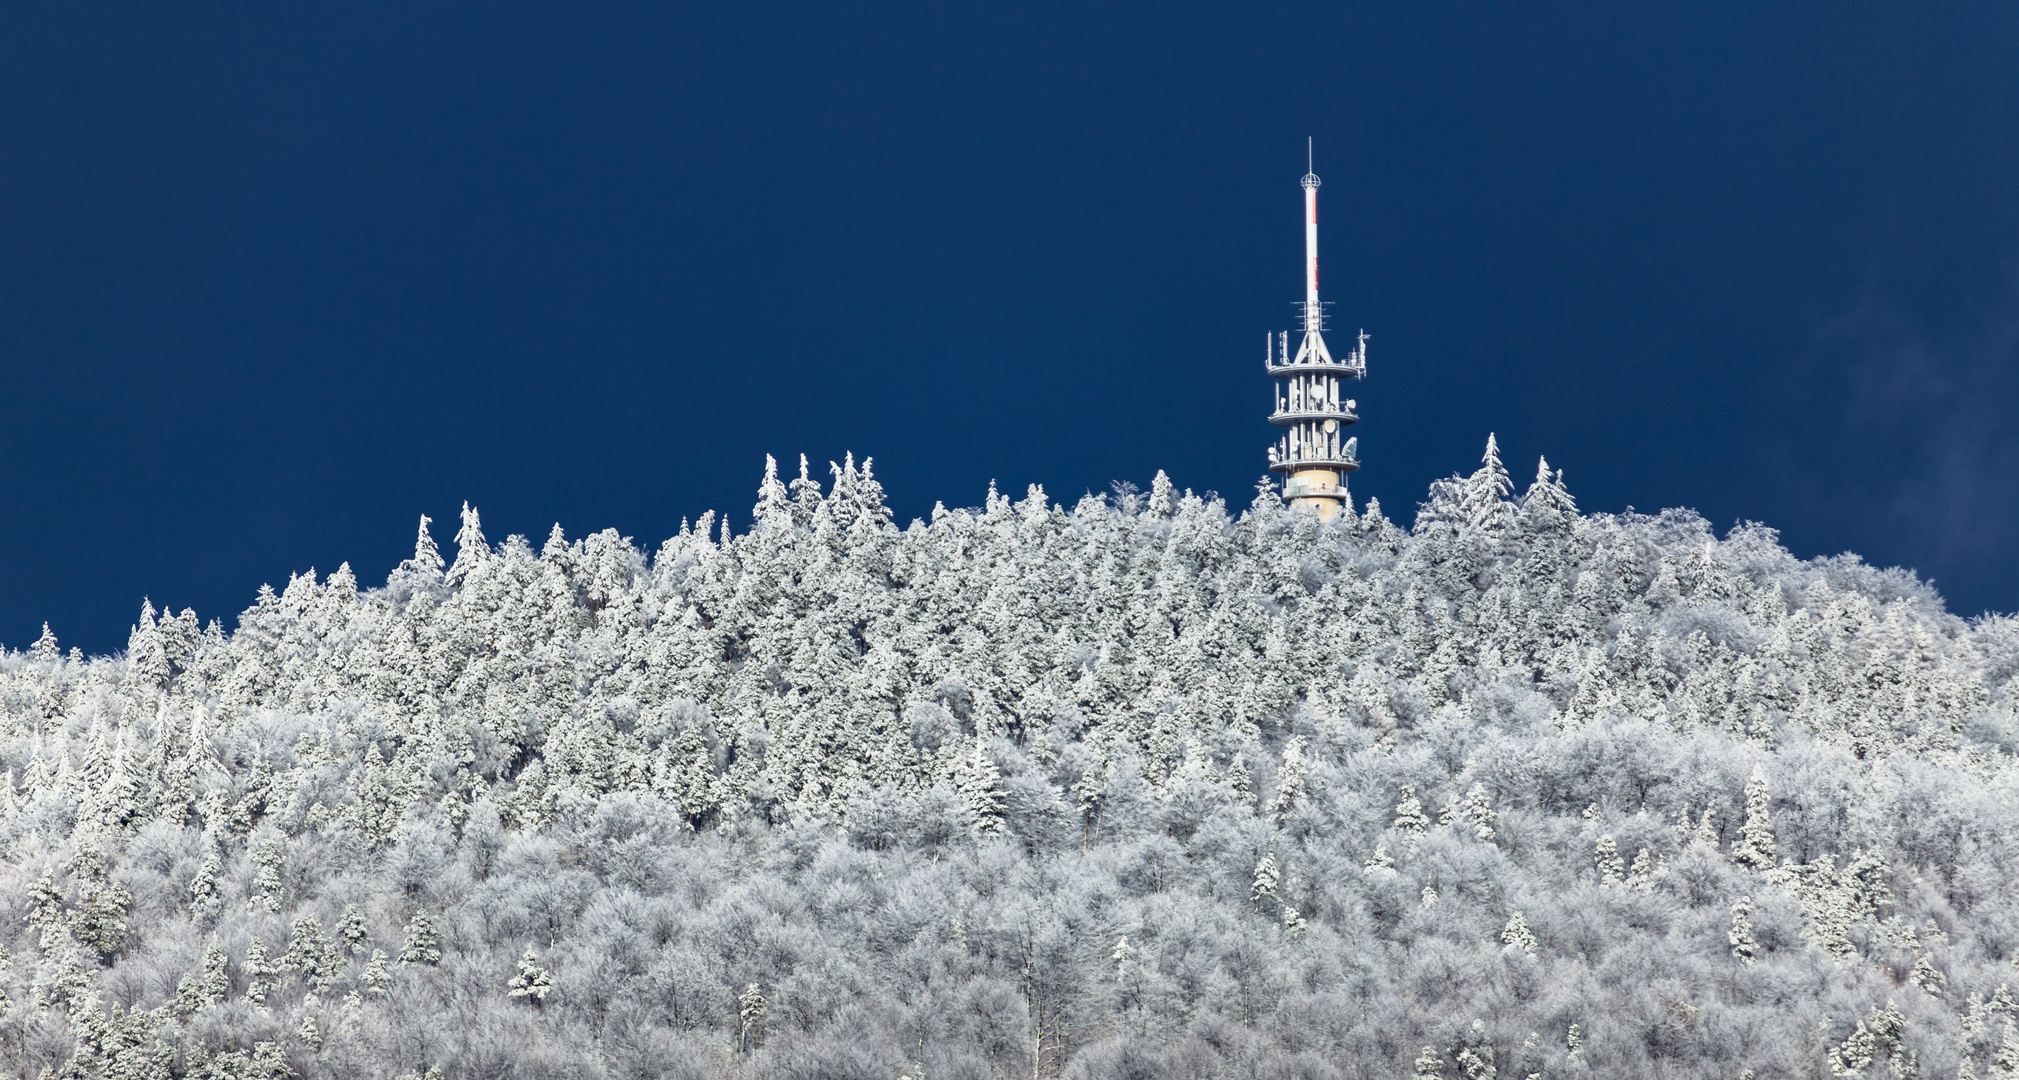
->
[3,1,2016,654]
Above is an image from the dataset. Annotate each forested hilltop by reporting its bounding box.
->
[4,440,2018,1080]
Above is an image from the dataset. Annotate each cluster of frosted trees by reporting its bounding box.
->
[1,439,2017,1079]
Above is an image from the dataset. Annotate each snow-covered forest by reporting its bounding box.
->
[4,439,2018,1079]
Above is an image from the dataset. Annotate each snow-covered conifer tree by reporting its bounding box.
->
[68,844,130,954]
[1628,847,1654,891]
[1394,785,1430,852]
[399,910,441,966]
[337,904,368,957]
[1268,737,1307,823]
[446,502,489,586]
[789,454,823,527]
[30,622,59,662]
[1994,1022,2019,1080]
[251,837,285,912]
[738,983,767,1052]
[1251,852,1279,909]
[752,455,792,531]
[1519,456,1576,522]
[397,514,445,583]
[127,600,173,690]
[1910,953,1945,994]
[1463,433,1515,532]
[507,949,553,1003]
[1365,845,1396,874]
[1596,835,1625,888]
[244,937,275,1007]
[955,740,1005,834]
[286,915,340,992]
[1731,766,1778,870]
[1729,897,1758,963]
[1462,783,1497,842]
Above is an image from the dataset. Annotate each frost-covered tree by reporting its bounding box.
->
[336,904,368,958]
[955,739,1005,834]
[250,838,285,913]
[1461,782,1497,842]
[1730,897,1759,964]
[1829,1002,1909,1077]
[506,949,553,1003]
[1732,766,1778,870]
[399,910,440,966]
[1596,835,1626,888]
[1394,785,1430,849]
[244,936,275,1008]
[1268,736,1307,822]
[1251,852,1279,908]
[1995,1023,2019,1080]
[738,983,767,1052]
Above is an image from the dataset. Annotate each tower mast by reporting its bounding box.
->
[1303,137,1322,340]
[1265,140,1365,518]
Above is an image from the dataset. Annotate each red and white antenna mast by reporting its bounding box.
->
[1304,137,1321,330]
[1294,137,1333,365]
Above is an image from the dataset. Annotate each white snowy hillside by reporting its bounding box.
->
[3,440,2018,1080]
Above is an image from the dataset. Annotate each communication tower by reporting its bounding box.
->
[1265,140,1365,518]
